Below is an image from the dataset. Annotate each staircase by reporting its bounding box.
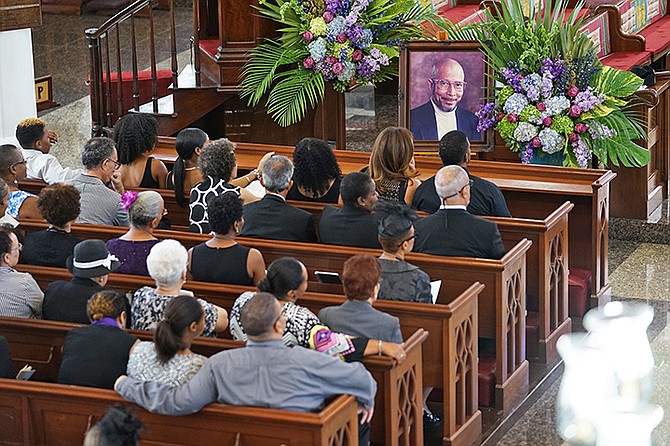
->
[86,0,344,145]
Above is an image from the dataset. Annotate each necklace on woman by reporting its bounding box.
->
[184,166,200,172]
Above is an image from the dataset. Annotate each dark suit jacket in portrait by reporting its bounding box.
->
[240,194,317,243]
[413,174,511,217]
[414,208,505,260]
[409,101,482,141]
[409,101,481,141]
[318,300,403,344]
[319,205,381,249]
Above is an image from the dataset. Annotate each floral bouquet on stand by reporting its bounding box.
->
[466,0,650,167]
[240,0,447,127]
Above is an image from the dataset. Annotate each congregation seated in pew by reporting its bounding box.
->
[375,201,432,304]
[187,193,265,286]
[166,127,208,206]
[239,155,318,243]
[319,171,381,249]
[131,239,228,337]
[43,239,125,325]
[21,183,81,268]
[368,127,421,205]
[229,257,405,362]
[415,165,506,260]
[106,190,164,276]
[59,290,139,389]
[286,137,342,203]
[113,113,168,190]
[318,254,403,344]
[67,137,129,227]
[0,224,43,318]
[127,295,207,387]
[188,138,271,233]
[0,143,41,220]
[413,130,511,217]
[116,291,378,446]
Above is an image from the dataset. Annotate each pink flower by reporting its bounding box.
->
[495,113,505,122]
[536,102,546,111]
[302,31,313,41]
[322,11,334,22]
[542,116,552,127]
[574,123,588,134]
[336,33,348,44]
[569,104,581,118]
[506,114,518,123]
[352,50,363,62]
[303,57,315,69]
[326,55,337,65]
[567,85,580,98]
[332,62,344,74]
[531,136,542,148]
[568,132,578,143]
[120,191,138,212]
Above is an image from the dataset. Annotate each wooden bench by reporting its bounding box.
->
[0,316,428,446]
[14,266,484,446]
[0,378,358,446]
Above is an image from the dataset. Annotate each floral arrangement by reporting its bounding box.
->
[461,0,650,167]
[120,191,139,212]
[240,0,447,127]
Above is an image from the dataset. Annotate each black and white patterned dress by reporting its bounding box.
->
[130,287,219,337]
[188,176,240,233]
[126,341,206,387]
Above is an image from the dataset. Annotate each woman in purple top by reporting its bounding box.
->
[106,191,164,276]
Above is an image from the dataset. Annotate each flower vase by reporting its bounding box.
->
[529,150,566,166]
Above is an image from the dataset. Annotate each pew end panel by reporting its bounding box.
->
[0,379,359,446]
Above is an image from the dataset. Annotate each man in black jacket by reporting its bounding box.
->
[240,156,317,243]
[414,165,506,260]
[319,172,380,249]
[413,130,511,217]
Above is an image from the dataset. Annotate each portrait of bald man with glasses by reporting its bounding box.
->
[409,58,482,141]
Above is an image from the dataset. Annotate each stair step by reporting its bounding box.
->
[168,63,219,90]
[137,94,174,115]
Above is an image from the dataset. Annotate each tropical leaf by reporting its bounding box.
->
[266,68,326,127]
[580,103,616,120]
[592,66,644,98]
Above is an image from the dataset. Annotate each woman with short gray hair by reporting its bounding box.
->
[106,190,164,276]
[131,239,228,337]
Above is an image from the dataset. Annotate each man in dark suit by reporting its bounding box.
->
[413,130,511,216]
[240,155,317,243]
[414,165,505,260]
[410,58,481,141]
[319,172,381,249]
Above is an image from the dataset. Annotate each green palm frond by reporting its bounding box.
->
[266,68,325,127]
[591,66,644,98]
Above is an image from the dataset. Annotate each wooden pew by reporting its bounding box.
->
[0,316,427,446]
[15,265,484,446]
[0,378,358,446]
[18,221,528,412]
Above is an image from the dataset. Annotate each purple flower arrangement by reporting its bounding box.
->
[477,57,610,167]
[293,0,393,91]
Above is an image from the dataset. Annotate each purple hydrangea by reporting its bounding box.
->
[325,0,349,14]
[504,93,529,115]
[521,144,534,164]
[500,67,523,92]
[573,87,605,113]
[476,102,497,132]
[588,122,616,139]
[326,16,347,41]
[541,72,553,99]
[541,56,566,81]
[345,0,372,26]
[571,136,591,167]
[521,73,541,102]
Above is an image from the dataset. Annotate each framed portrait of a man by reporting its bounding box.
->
[399,40,493,153]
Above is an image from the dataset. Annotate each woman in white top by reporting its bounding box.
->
[127,295,207,387]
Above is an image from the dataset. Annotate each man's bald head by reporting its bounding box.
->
[240,292,283,339]
[430,59,466,112]
[435,165,470,203]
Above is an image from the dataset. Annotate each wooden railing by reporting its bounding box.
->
[85,0,179,136]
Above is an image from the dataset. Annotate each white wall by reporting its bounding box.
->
[0,28,37,146]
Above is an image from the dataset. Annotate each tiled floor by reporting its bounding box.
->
[27,8,670,445]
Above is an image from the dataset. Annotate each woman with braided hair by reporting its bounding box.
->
[286,137,342,203]
[127,295,207,387]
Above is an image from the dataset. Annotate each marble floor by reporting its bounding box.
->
[24,7,670,445]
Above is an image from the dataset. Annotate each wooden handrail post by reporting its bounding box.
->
[192,0,201,86]
[148,0,158,113]
[170,0,179,88]
[85,27,104,137]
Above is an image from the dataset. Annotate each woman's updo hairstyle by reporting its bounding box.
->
[154,295,204,364]
[257,257,304,301]
[83,404,143,446]
[128,191,163,228]
[86,290,127,322]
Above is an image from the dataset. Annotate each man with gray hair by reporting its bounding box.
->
[240,155,317,242]
[414,165,505,259]
[66,137,128,226]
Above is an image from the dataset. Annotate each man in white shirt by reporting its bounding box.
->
[409,59,481,141]
[15,118,81,183]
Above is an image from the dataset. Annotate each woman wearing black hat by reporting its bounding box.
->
[42,239,125,325]
[375,201,432,304]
